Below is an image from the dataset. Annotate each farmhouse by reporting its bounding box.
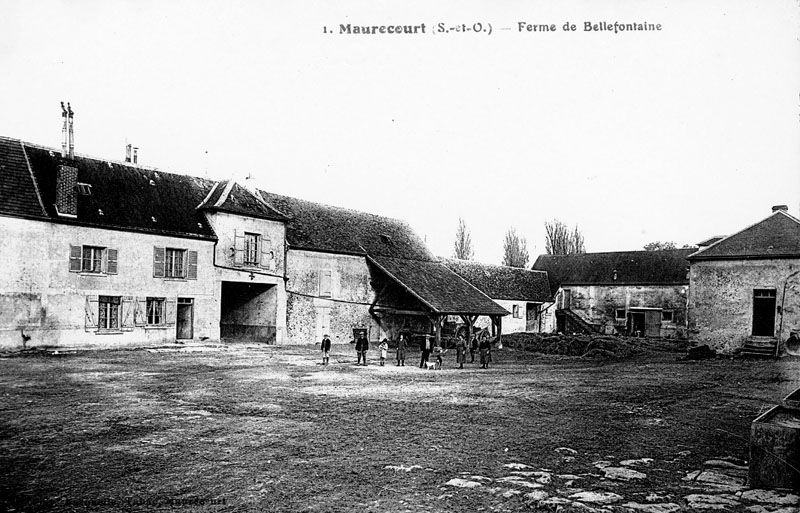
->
[0,116,506,349]
[532,249,692,337]
[441,259,552,334]
[687,206,800,355]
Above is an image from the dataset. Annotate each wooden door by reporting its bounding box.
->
[644,310,661,338]
[176,298,194,340]
[752,289,777,336]
[562,289,572,309]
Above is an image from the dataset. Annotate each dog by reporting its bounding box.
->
[424,360,438,370]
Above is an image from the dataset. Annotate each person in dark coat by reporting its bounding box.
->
[396,333,407,366]
[455,335,467,369]
[355,333,369,366]
[479,337,491,369]
[469,336,478,363]
[419,335,432,368]
[320,334,332,365]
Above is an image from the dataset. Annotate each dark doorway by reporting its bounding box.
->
[752,289,777,336]
[220,282,276,343]
[176,297,194,340]
[628,312,646,336]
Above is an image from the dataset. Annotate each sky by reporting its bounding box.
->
[1,0,798,264]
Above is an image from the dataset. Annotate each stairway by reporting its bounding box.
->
[742,336,778,358]
[556,309,600,335]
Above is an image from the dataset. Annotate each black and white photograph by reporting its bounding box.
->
[1,1,800,511]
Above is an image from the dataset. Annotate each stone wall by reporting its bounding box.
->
[688,259,800,352]
[553,284,688,338]
[285,249,383,345]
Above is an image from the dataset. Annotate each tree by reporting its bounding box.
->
[544,219,586,255]
[453,217,474,260]
[502,227,530,268]
[643,241,677,251]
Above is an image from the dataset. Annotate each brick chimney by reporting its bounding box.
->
[773,205,789,213]
[55,102,78,217]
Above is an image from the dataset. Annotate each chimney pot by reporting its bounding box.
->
[67,102,74,159]
[773,205,789,213]
[132,147,138,165]
[125,144,132,163]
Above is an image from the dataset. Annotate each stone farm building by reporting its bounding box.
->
[0,133,507,349]
[532,249,693,338]
[442,259,552,334]
[688,206,800,355]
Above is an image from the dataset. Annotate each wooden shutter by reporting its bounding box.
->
[105,248,118,274]
[153,247,165,278]
[319,270,332,297]
[69,245,82,272]
[187,250,198,280]
[165,298,177,326]
[260,239,273,270]
[121,296,135,330]
[84,295,99,332]
[133,297,147,327]
[233,230,245,265]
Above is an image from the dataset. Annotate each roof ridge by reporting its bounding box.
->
[15,138,217,186]
[260,189,411,226]
[536,248,695,259]
[441,257,548,274]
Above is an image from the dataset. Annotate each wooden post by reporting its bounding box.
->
[496,315,503,349]
[433,315,442,347]
[490,317,496,337]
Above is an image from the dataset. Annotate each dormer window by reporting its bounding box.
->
[75,183,92,196]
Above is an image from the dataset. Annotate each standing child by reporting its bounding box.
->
[432,345,445,369]
[320,334,332,366]
[379,338,389,366]
[396,333,407,366]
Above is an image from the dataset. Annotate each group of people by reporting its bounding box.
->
[320,331,494,369]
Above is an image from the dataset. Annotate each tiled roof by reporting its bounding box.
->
[697,236,725,247]
[23,143,216,239]
[532,249,693,290]
[259,191,433,260]
[0,137,46,218]
[198,180,286,221]
[689,211,800,260]
[368,255,509,316]
[441,259,551,302]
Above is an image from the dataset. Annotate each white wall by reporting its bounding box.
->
[0,215,217,348]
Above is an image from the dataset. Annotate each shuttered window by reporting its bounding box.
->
[319,269,332,298]
[98,296,121,330]
[69,245,118,274]
[153,247,197,280]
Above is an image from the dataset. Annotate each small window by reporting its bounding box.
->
[98,296,121,330]
[165,248,186,278]
[82,246,105,273]
[244,233,260,266]
[615,309,626,320]
[146,297,165,326]
[754,289,777,298]
[662,310,674,322]
[512,305,521,318]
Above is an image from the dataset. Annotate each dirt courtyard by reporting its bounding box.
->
[2,343,800,512]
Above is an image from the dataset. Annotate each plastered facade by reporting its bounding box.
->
[688,259,800,352]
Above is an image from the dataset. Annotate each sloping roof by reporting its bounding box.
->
[532,249,693,290]
[197,180,286,221]
[689,211,800,260]
[368,256,509,316]
[259,190,433,260]
[23,142,217,239]
[442,259,551,302]
[0,137,46,219]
